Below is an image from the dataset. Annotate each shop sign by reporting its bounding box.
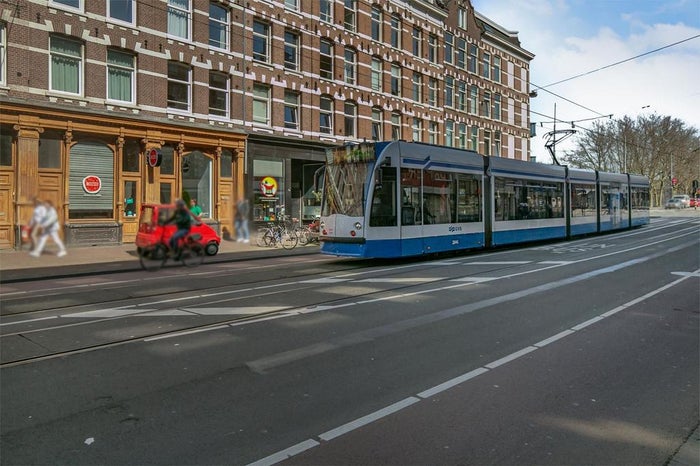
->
[82,175,102,194]
[147,148,162,167]
[259,176,278,197]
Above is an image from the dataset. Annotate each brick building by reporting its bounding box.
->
[0,0,534,249]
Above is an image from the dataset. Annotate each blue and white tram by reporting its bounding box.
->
[318,141,649,259]
[629,174,651,227]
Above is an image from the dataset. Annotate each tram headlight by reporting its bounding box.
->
[354,222,362,230]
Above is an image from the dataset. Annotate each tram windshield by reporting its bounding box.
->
[321,143,376,217]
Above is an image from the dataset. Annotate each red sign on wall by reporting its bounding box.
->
[82,175,102,194]
[147,148,162,167]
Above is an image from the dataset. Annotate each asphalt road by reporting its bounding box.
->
[1,216,698,465]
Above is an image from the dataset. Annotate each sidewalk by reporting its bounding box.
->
[0,239,319,283]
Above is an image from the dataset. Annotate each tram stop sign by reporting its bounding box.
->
[147,148,162,167]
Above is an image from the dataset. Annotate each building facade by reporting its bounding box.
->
[0,0,534,249]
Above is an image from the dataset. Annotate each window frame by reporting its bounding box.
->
[166,61,191,111]
[344,101,357,138]
[319,95,333,134]
[371,57,383,92]
[412,117,422,142]
[284,90,300,130]
[444,33,453,65]
[319,39,333,80]
[344,48,357,85]
[252,82,270,125]
[391,112,401,140]
[284,29,300,71]
[412,72,422,102]
[444,120,454,147]
[344,0,357,33]
[371,107,383,141]
[208,71,229,118]
[371,6,382,41]
[106,48,135,104]
[209,2,229,50]
[320,0,333,23]
[428,34,437,63]
[428,77,437,107]
[107,0,135,25]
[49,35,83,95]
[252,19,270,63]
[0,23,6,87]
[167,0,191,41]
[412,27,422,57]
[390,63,401,97]
[49,0,82,13]
[390,14,401,49]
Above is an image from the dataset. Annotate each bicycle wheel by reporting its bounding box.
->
[280,229,298,250]
[180,243,205,267]
[256,229,272,247]
[139,244,167,271]
[295,227,310,245]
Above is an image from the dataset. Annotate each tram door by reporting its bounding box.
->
[400,168,425,255]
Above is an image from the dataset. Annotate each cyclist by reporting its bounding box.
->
[166,199,193,258]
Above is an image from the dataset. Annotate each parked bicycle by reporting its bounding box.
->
[138,229,205,271]
[255,218,298,250]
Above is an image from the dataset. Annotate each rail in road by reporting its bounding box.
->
[0,216,698,465]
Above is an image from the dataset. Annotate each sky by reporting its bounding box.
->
[471,0,700,163]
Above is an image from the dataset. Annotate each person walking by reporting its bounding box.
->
[28,197,47,252]
[235,198,250,243]
[30,200,67,258]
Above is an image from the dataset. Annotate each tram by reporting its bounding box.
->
[318,141,650,258]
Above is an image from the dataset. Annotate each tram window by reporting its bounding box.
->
[370,167,397,226]
[456,175,482,222]
[423,170,455,224]
[571,184,596,217]
[494,177,564,221]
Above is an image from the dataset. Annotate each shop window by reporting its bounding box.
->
[220,149,232,178]
[160,146,174,175]
[182,151,212,218]
[39,131,62,169]
[0,126,12,166]
[122,140,140,172]
[69,141,114,219]
[253,159,284,222]
[160,183,172,204]
[124,180,137,217]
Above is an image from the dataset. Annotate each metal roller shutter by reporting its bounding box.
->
[69,141,114,211]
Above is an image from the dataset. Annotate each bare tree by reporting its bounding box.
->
[563,114,699,206]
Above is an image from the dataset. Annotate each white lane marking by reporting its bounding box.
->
[143,325,231,341]
[61,308,147,319]
[354,277,443,283]
[571,316,605,331]
[246,269,699,466]
[184,306,287,316]
[672,271,700,277]
[464,261,532,265]
[300,278,352,284]
[318,397,421,442]
[449,277,498,283]
[247,439,320,466]
[538,261,574,265]
[0,315,58,326]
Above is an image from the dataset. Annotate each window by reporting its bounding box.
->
[209,3,228,50]
[371,6,382,41]
[107,49,134,103]
[371,57,382,92]
[182,151,212,218]
[209,71,228,117]
[319,39,333,79]
[428,121,437,145]
[122,139,140,172]
[456,80,466,111]
[412,27,421,57]
[319,95,333,134]
[284,90,300,130]
[320,0,333,23]
[412,72,422,102]
[344,0,356,32]
[468,44,477,74]
[50,36,82,94]
[284,30,299,71]
[108,0,134,24]
[220,149,233,178]
[483,130,492,156]
[444,33,453,65]
[391,112,401,140]
[344,101,356,137]
[344,48,356,85]
[469,85,478,114]
[252,20,269,62]
[458,7,467,29]
[50,0,81,11]
[390,14,401,48]
[492,56,501,83]
[456,38,466,69]
[482,52,491,79]
[458,123,467,149]
[167,62,190,110]
[428,77,437,106]
[428,34,437,63]
[285,0,298,11]
[444,76,453,108]
[445,120,454,147]
[412,117,422,142]
[252,83,270,125]
[390,63,401,96]
[494,130,502,156]
[123,180,138,217]
[371,107,383,141]
[482,91,491,118]
[470,125,478,151]
[0,24,4,86]
[39,130,62,169]
[493,93,501,121]
[167,0,190,40]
